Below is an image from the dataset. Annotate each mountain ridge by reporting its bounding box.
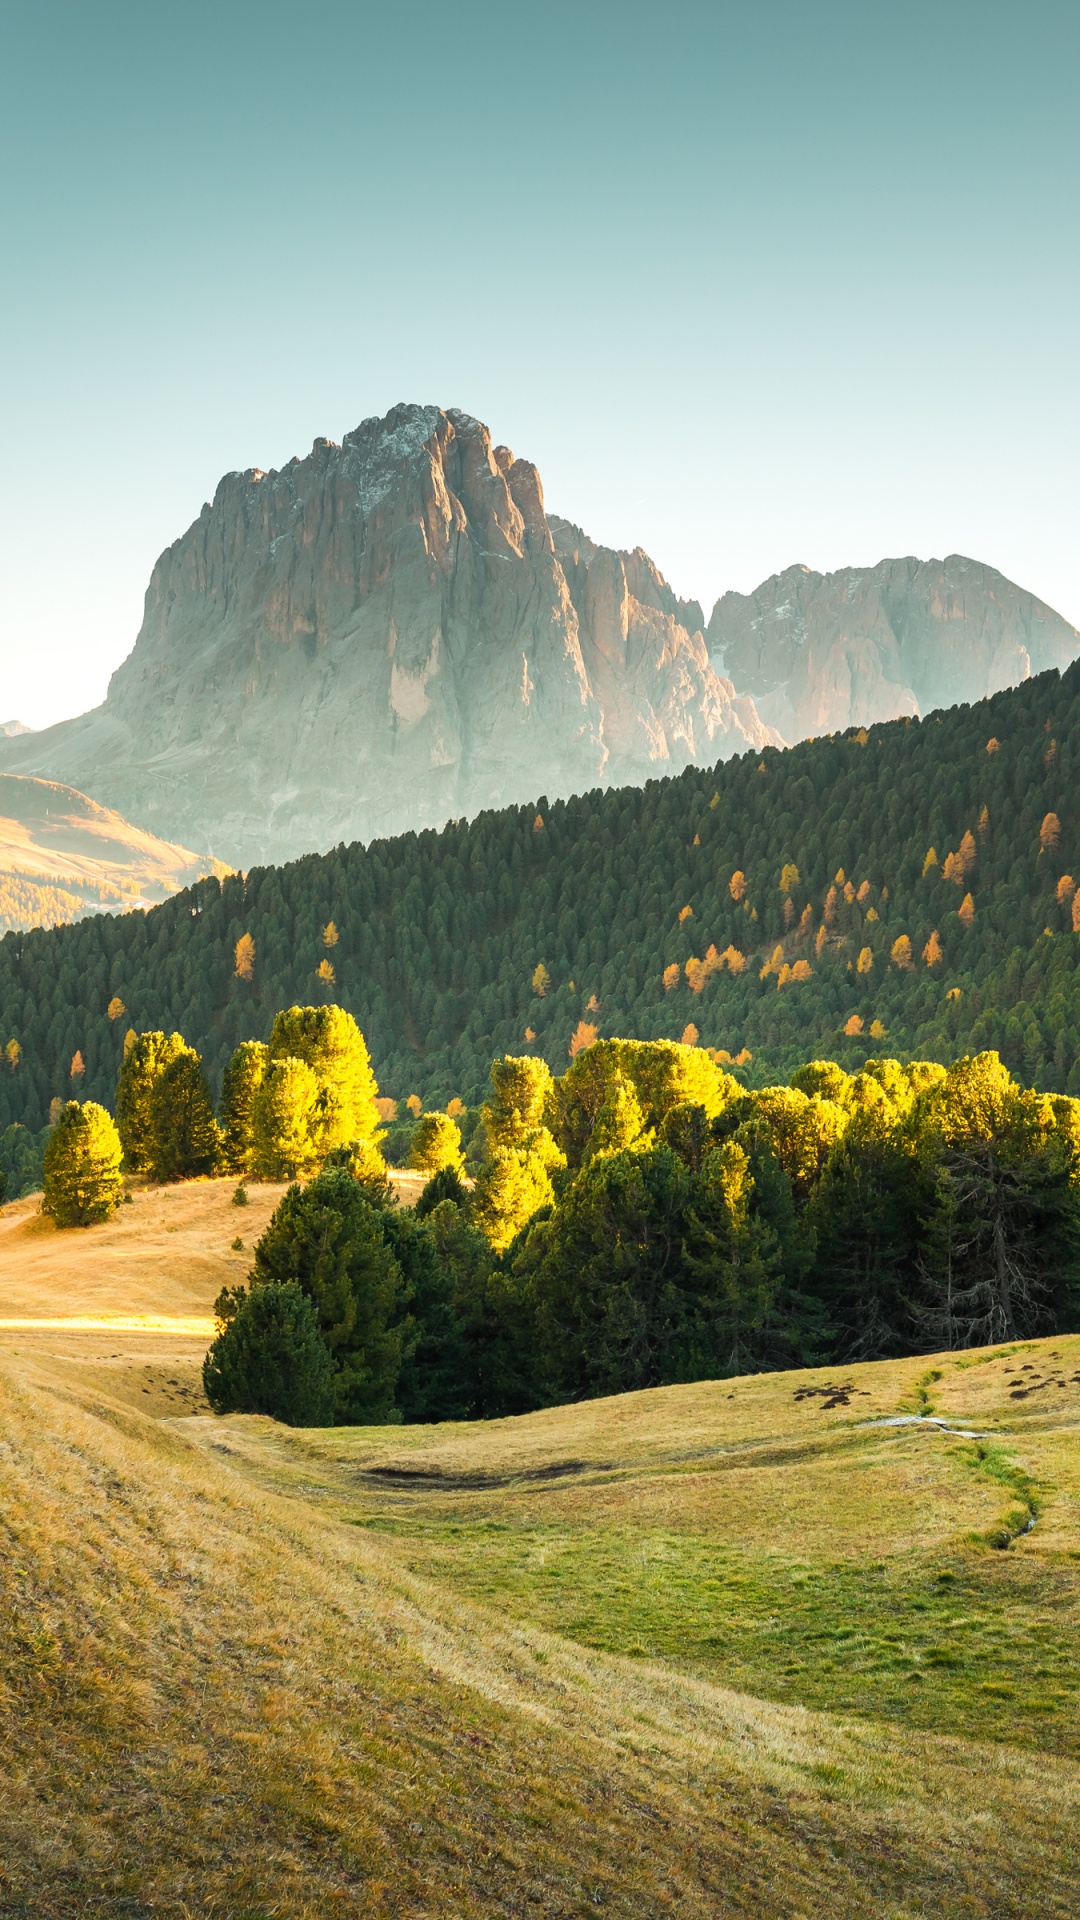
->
[707,552,1079,741]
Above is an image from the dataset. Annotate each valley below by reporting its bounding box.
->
[1,1179,1077,1916]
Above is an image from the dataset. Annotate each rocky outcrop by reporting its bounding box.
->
[0,407,775,867]
[707,555,1080,743]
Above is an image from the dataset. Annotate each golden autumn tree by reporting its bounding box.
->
[959,893,975,927]
[923,930,943,967]
[531,962,550,997]
[662,963,681,991]
[856,947,874,974]
[322,921,339,947]
[890,934,913,969]
[569,1021,599,1058]
[729,870,747,902]
[107,996,126,1022]
[1041,812,1061,851]
[235,933,256,982]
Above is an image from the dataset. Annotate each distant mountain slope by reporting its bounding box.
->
[1,659,1079,1128]
[707,554,1079,743]
[0,774,227,933]
[0,406,776,866]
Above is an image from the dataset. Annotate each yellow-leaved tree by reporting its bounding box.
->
[473,1056,564,1252]
[267,1004,382,1166]
[409,1112,465,1177]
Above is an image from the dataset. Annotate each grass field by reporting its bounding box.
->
[1,1179,1078,1916]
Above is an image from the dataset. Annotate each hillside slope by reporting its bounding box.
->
[1,658,1079,1127]
[0,772,226,933]
[0,406,775,866]
[1,1183,1078,1915]
[707,554,1079,742]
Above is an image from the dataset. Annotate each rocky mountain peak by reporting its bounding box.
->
[0,406,775,865]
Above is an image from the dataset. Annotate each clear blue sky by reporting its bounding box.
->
[2,0,1077,727]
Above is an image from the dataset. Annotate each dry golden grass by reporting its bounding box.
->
[2,1180,1079,1915]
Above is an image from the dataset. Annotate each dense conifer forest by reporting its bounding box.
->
[1,660,1079,1134]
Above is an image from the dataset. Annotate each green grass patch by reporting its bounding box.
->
[362,1516,1080,1756]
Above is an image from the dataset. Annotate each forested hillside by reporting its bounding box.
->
[1,662,1079,1131]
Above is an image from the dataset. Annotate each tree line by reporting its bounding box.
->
[1,661,1079,1138]
[202,1029,1080,1425]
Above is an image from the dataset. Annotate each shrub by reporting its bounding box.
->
[42,1101,124,1227]
[202,1280,335,1425]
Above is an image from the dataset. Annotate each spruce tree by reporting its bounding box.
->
[42,1101,124,1227]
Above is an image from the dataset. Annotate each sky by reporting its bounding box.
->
[1,0,1078,728]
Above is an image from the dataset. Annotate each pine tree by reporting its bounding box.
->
[251,1170,405,1421]
[268,1005,380,1159]
[147,1047,222,1181]
[252,1056,321,1180]
[115,1031,188,1171]
[409,1112,465,1176]
[42,1101,123,1227]
[202,1281,335,1425]
[219,1040,270,1175]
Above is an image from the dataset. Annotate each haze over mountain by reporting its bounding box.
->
[0,773,227,934]
[708,555,1080,742]
[0,406,775,867]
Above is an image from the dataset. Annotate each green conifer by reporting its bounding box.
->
[42,1101,124,1227]
[147,1047,222,1181]
[202,1281,335,1425]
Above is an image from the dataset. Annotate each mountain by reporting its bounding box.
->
[0,720,32,738]
[0,773,228,934]
[707,554,1080,743]
[2,658,1079,1133]
[0,406,776,867]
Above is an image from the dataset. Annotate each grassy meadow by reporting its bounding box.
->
[1,1179,1078,1916]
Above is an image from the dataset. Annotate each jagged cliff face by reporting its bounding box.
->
[0,407,774,866]
[707,555,1080,744]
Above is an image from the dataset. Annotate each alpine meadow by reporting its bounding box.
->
[7,1,1080,1901]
